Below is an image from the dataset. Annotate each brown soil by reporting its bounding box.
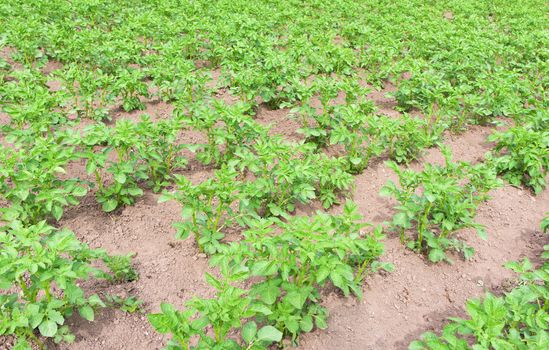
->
[297,127,548,350]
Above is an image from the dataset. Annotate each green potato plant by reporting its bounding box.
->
[77,117,187,212]
[230,137,354,215]
[410,247,548,349]
[111,67,148,112]
[0,138,87,224]
[211,202,391,340]
[1,69,69,134]
[542,213,548,233]
[134,116,188,192]
[0,221,119,349]
[148,273,282,350]
[148,56,210,103]
[56,64,114,121]
[102,253,139,283]
[487,120,549,195]
[182,100,266,166]
[160,167,252,254]
[381,148,502,263]
[368,113,440,164]
[328,104,383,174]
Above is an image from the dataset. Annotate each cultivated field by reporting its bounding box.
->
[0,1,548,350]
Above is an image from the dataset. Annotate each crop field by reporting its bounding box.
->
[1,0,548,349]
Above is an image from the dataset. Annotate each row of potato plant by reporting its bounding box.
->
[1,0,547,348]
[148,202,392,349]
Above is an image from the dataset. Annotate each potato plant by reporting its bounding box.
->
[55,64,114,121]
[487,119,549,195]
[0,221,132,349]
[160,167,252,254]
[76,117,187,211]
[230,136,354,214]
[111,68,149,112]
[368,114,440,164]
[410,248,548,349]
[381,148,502,263]
[211,202,391,341]
[148,273,283,350]
[182,100,265,166]
[0,138,87,224]
[1,69,69,135]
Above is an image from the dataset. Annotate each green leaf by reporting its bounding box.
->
[300,315,314,332]
[249,304,273,316]
[424,193,436,203]
[39,320,58,337]
[173,222,190,240]
[476,227,487,240]
[52,205,63,221]
[79,306,94,321]
[0,277,11,289]
[428,249,446,263]
[204,273,222,290]
[259,285,280,305]
[102,199,118,212]
[191,316,209,330]
[285,290,306,309]
[393,212,410,228]
[242,321,257,343]
[315,315,328,329]
[379,184,394,197]
[72,186,88,197]
[86,161,97,175]
[13,339,32,350]
[257,325,283,343]
[114,173,127,184]
[127,187,143,196]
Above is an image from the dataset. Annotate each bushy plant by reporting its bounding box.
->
[211,202,391,340]
[487,121,548,195]
[0,138,87,224]
[0,221,113,349]
[381,148,502,263]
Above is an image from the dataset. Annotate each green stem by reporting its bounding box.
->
[212,204,224,232]
[44,282,52,302]
[95,170,103,190]
[166,144,173,174]
[28,331,45,350]
[192,212,202,253]
[297,260,310,287]
[354,258,371,284]
[19,280,32,302]
[418,203,432,249]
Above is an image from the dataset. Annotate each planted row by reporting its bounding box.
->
[149,202,391,348]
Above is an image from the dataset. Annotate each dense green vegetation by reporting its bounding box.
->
[0,0,547,349]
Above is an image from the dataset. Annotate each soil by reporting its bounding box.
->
[2,73,548,350]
